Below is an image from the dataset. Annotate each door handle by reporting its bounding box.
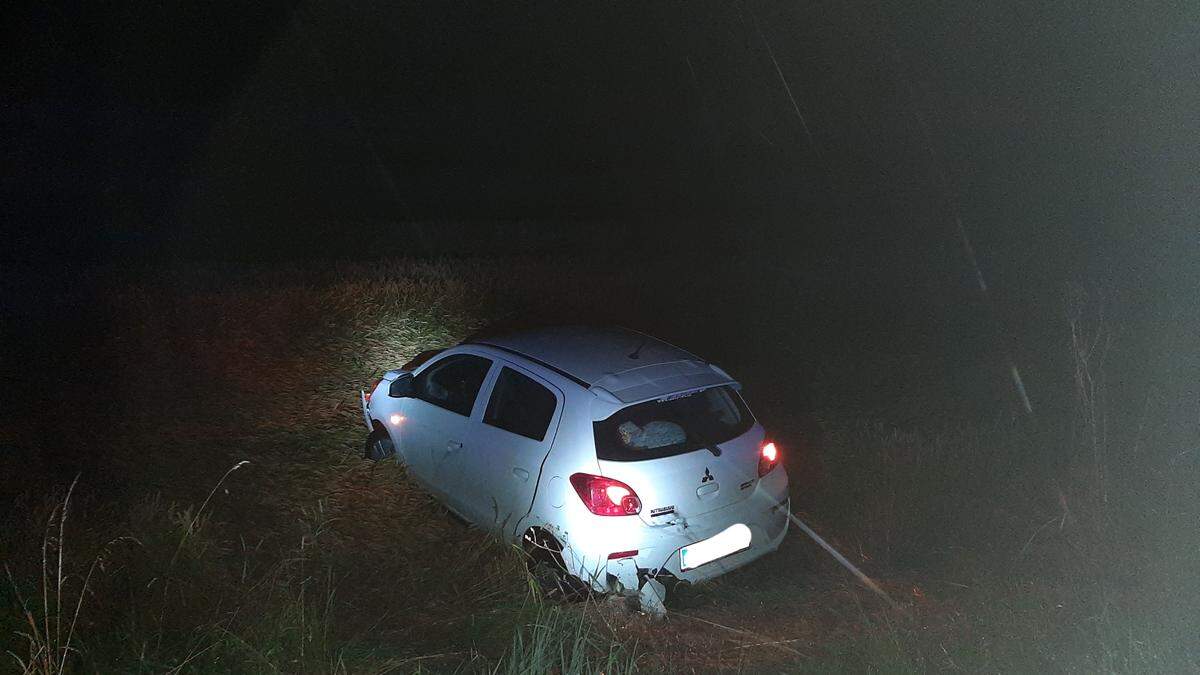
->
[446,440,463,452]
[512,467,530,482]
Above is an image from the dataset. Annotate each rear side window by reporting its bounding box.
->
[593,385,753,461]
[484,367,557,441]
[413,354,492,417]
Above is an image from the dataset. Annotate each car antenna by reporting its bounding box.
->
[628,337,647,360]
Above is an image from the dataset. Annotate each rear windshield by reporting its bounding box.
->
[593,385,754,461]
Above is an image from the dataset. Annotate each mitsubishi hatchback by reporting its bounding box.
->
[360,326,789,599]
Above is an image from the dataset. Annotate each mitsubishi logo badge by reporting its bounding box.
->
[701,467,714,483]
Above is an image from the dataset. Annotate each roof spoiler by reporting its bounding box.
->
[708,363,740,388]
[589,367,741,407]
[590,386,622,404]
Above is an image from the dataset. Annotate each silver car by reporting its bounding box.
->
[361,326,790,601]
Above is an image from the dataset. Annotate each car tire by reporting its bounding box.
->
[523,529,589,601]
[364,428,394,461]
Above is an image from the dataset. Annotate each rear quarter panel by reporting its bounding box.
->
[514,384,601,543]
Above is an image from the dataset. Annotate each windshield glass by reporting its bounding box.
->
[593,385,754,461]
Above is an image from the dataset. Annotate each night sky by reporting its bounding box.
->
[4,0,1198,294]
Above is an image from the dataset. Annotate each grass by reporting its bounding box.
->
[5,476,105,675]
[2,254,1197,672]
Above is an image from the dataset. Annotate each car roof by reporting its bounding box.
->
[463,325,702,388]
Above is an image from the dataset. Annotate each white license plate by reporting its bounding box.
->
[679,523,752,571]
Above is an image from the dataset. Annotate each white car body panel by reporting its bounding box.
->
[459,359,564,533]
[362,326,789,592]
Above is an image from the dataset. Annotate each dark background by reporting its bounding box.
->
[3,1,1197,415]
[6,1,1196,268]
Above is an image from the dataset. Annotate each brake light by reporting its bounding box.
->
[569,473,642,516]
[758,441,780,477]
[607,549,638,560]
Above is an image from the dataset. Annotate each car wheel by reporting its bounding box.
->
[523,529,589,601]
[364,428,394,461]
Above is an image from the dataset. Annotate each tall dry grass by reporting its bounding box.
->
[5,477,130,675]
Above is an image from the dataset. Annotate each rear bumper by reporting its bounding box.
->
[561,469,791,590]
[667,493,790,584]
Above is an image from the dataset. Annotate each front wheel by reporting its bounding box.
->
[364,428,394,461]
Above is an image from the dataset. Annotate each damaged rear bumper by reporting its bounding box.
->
[563,474,792,593]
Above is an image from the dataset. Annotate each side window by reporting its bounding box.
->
[413,354,492,417]
[484,367,558,442]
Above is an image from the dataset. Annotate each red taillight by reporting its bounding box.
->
[569,473,642,516]
[607,549,638,560]
[758,441,780,477]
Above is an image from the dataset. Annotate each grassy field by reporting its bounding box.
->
[2,255,1197,672]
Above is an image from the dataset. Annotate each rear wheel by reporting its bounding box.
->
[522,528,589,601]
[364,427,394,460]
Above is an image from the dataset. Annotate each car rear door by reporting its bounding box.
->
[400,352,495,515]
[597,431,764,525]
[460,363,563,537]
[592,386,766,525]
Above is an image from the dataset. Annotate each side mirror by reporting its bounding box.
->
[389,373,415,398]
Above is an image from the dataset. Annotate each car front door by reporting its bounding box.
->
[461,363,563,538]
[400,351,494,517]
